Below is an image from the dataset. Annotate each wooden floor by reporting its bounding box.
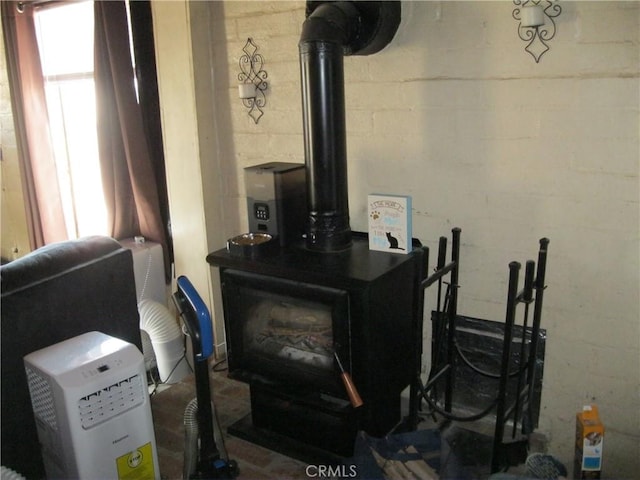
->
[149,362,540,480]
[150,365,309,480]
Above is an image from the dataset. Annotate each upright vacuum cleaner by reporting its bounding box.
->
[173,276,239,479]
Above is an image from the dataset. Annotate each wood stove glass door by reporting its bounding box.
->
[221,269,350,395]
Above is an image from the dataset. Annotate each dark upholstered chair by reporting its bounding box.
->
[1,236,142,478]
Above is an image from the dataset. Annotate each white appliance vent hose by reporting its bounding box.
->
[1,466,26,480]
[139,299,190,384]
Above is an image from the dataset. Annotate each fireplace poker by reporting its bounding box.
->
[334,351,363,408]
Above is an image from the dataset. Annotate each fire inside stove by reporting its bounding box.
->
[246,301,333,370]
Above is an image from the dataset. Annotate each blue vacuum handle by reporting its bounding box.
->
[174,275,214,361]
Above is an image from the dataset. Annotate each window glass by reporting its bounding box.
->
[34,1,107,238]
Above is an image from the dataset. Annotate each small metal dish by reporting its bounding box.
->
[227,233,274,258]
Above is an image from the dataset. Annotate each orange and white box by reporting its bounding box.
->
[574,404,604,479]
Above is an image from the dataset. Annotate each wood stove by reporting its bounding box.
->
[207,0,411,461]
[207,234,424,460]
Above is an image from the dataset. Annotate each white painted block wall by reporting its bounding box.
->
[154,1,639,477]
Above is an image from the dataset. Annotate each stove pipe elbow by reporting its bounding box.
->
[300,2,360,47]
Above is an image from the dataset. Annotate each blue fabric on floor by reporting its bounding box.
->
[345,429,475,479]
[488,475,537,480]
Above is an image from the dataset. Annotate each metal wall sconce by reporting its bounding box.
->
[512,0,562,63]
[238,38,268,124]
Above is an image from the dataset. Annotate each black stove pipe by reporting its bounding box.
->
[299,2,358,252]
[299,2,401,252]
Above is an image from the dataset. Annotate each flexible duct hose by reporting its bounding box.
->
[140,329,156,371]
[139,299,182,342]
[183,397,228,479]
[1,466,27,480]
[183,398,199,480]
[139,299,190,384]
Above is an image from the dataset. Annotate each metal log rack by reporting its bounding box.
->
[407,228,550,473]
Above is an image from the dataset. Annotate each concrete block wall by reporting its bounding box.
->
[155,1,639,477]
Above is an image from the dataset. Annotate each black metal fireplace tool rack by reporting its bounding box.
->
[405,228,550,473]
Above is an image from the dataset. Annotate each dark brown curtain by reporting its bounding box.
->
[1,1,68,249]
[94,0,171,280]
[128,0,173,271]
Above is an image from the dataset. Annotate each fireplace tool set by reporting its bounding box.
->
[406,228,550,473]
[173,276,239,479]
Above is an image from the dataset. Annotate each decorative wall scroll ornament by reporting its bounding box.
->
[238,38,268,123]
[512,0,562,63]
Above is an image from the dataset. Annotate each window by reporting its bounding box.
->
[34,1,107,238]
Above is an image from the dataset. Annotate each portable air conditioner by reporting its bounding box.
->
[24,331,160,479]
